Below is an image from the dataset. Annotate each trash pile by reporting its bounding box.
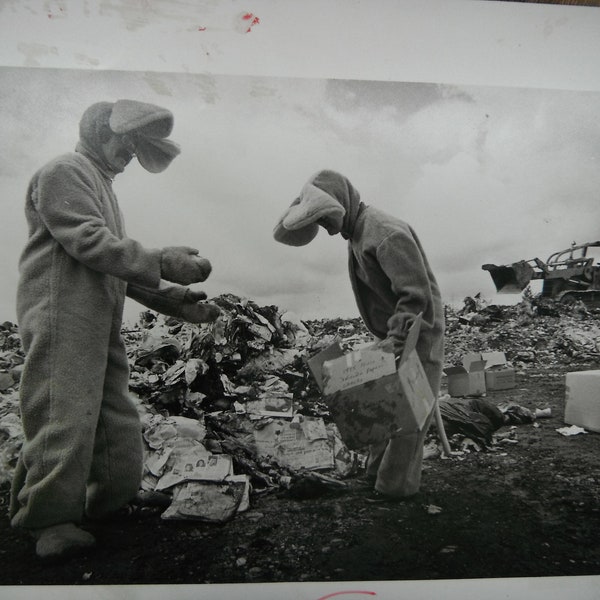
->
[125,295,371,420]
[446,293,600,368]
[0,321,24,487]
[0,296,371,522]
[1,293,598,521]
[436,394,550,451]
[125,295,370,521]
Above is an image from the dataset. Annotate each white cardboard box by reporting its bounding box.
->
[307,314,435,450]
[443,354,487,397]
[481,351,516,391]
[565,370,600,433]
[444,351,515,396]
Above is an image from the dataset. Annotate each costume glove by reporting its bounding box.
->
[374,337,396,354]
[180,289,221,323]
[384,314,416,357]
[160,246,212,285]
[185,290,207,301]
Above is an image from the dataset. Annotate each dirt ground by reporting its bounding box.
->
[1,361,599,590]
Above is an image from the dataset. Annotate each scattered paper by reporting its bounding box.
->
[161,475,251,522]
[142,415,206,450]
[156,446,233,491]
[556,425,588,436]
[252,416,334,471]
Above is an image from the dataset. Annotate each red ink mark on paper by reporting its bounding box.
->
[198,26,207,31]
[48,7,64,19]
[317,592,376,600]
[241,12,260,33]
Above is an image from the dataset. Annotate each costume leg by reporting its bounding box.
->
[374,408,435,498]
[85,317,143,519]
[10,308,110,530]
[371,352,443,497]
[366,440,387,479]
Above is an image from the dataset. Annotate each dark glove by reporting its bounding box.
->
[160,246,212,285]
[180,289,221,323]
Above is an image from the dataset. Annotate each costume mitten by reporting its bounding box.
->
[185,289,207,301]
[375,337,396,355]
[386,313,416,356]
[180,289,220,323]
[160,246,212,285]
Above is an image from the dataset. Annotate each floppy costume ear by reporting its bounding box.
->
[273,183,346,246]
[109,99,174,138]
[273,196,319,246]
[108,99,181,173]
[135,137,181,173]
[273,217,320,246]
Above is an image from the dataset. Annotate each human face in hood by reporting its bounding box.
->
[310,170,363,239]
[101,132,138,174]
[316,214,344,236]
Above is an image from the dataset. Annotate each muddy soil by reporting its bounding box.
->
[1,363,598,589]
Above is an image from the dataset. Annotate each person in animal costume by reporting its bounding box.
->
[274,169,444,500]
[10,99,220,559]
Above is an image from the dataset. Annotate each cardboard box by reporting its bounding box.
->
[444,351,515,396]
[565,370,600,433]
[307,315,435,450]
[443,354,486,397]
[485,368,516,391]
[481,351,516,391]
[306,341,344,387]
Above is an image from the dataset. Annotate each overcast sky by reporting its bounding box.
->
[1,66,599,324]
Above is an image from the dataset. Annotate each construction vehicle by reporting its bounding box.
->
[482,241,600,306]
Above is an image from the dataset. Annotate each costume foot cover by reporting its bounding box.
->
[32,523,96,559]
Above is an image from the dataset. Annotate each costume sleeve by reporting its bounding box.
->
[34,159,162,288]
[126,281,188,318]
[375,230,434,346]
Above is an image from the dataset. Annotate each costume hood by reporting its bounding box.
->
[77,99,180,174]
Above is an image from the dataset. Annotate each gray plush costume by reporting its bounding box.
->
[10,101,196,529]
[274,170,445,497]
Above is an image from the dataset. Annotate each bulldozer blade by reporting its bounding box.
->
[482,261,535,294]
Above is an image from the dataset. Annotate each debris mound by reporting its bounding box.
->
[1,293,598,520]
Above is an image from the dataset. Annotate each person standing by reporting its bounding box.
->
[11,99,220,558]
[274,169,444,499]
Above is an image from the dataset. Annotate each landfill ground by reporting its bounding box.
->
[0,296,599,586]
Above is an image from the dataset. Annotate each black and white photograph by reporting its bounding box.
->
[0,1,599,599]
